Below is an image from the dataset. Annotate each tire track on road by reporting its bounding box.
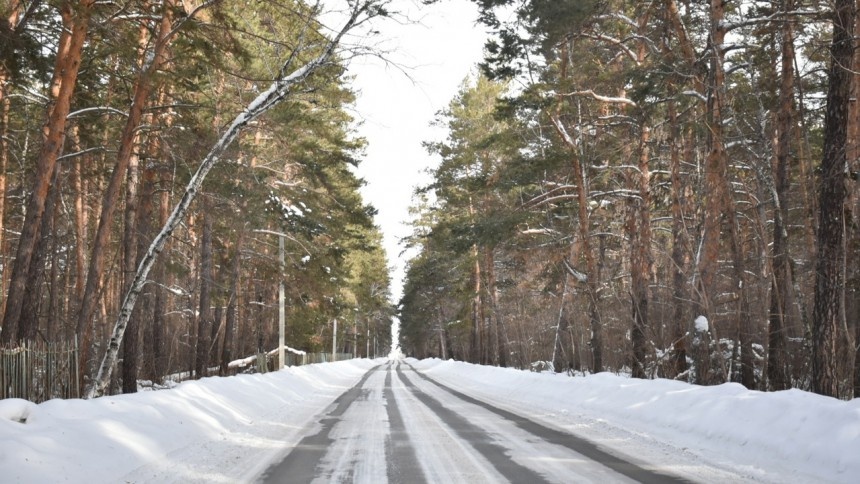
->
[404,362,690,484]
[395,363,552,484]
[259,364,381,483]
[383,363,426,483]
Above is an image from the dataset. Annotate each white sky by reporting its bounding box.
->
[346,0,490,302]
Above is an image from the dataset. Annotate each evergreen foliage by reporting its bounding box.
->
[0,0,393,395]
[401,0,860,399]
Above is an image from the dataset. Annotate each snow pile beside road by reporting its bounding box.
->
[412,358,860,484]
[0,359,378,483]
[2,357,858,483]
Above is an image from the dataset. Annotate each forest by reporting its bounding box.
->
[0,0,394,397]
[399,0,860,399]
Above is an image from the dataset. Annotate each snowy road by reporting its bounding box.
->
[258,361,688,483]
[3,358,854,483]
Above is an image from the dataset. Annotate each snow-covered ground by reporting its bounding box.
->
[0,357,857,483]
[0,359,378,483]
[412,359,860,484]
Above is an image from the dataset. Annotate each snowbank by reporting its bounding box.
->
[412,358,860,484]
[2,357,857,483]
[0,359,379,483]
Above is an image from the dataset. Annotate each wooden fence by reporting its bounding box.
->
[227,351,355,373]
[2,344,352,402]
[284,352,354,367]
[1,339,80,403]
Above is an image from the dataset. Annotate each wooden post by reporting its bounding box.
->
[332,319,337,362]
[278,234,285,370]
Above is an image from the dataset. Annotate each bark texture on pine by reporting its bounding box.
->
[812,0,854,398]
[847,0,860,400]
[17,164,61,341]
[469,246,483,364]
[696,0,729,330]
[195,205,213,379]
[812,0,855,397]
[630,126,652,379]
[484,247,506,367]
[767,0,796,391]
[221,233,242,375]
[669,100,691,377]
[121,141,143,394]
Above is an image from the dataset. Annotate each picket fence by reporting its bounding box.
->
[2,342,354,403]
[284,352,354,367]
[0,339,80,403]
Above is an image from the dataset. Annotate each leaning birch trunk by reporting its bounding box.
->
[86,2,376,398]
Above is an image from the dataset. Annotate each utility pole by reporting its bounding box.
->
[278,233,285,370]
[332,319,337,362]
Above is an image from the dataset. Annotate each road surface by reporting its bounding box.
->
[258,361,690,483]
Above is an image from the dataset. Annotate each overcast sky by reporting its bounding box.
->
[346,0,489,302]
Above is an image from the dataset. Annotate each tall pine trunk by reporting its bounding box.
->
[195,202,213,379]
[221,232,242,375]
[483,247,505,366]
[550,41,603,373]
[846,1,860,399]
[630,125,652,379]
[696,0,728,331]
[469,244,483,364]
[17,163,62,340]
[812,0,855,398]
[120,121,143,394]
[767,0,796,391]
[669,98,691,377]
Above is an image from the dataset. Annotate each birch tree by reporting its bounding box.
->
[86,0,389,397]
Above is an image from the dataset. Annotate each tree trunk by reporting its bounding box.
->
[437,307,449,361]
[696,0,729,327]
[70,125,87,310]
[2,0,94,343]
[469,245,483,364]
[552,274,569,372]
[195,202,213,379]
[17,163,62,341]
[846,0,860,400]
[0,79,9,318]
[550,42,603,373]
[221,232,243,375]
[483,247,505,366]
[767,0,796,391]
[630,125,652,379]
[669,98,691,377]
[150,88,175,382]
[812,0,855,398]
[729,211,755,389]
[120,120,143,394]
[135,144,158,382]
